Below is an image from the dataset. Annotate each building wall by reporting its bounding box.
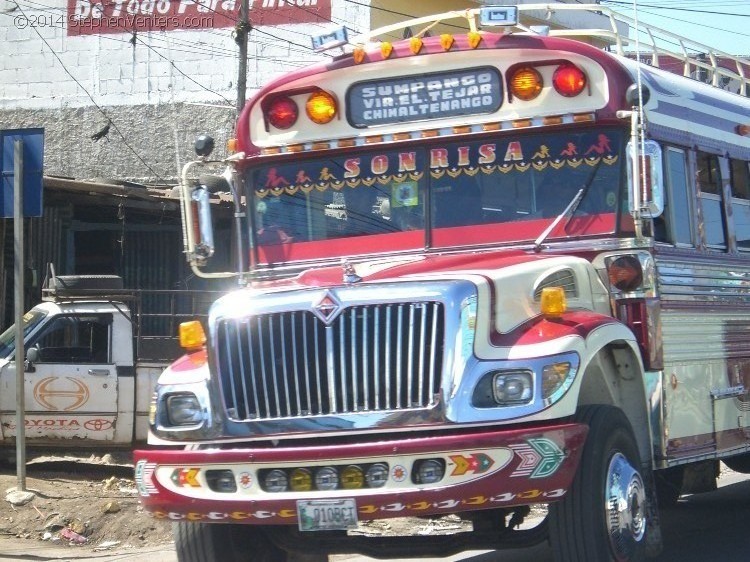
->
[0,0,369,182]
[0,1,625,184]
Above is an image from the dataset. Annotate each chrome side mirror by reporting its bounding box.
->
[627,139,664,218]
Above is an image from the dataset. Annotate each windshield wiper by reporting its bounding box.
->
[533,159,603,252]
[533,188,585,252]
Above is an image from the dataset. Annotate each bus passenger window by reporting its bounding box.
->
[730,159,750,250]
[661,147,693,246]
[696,151,726,249]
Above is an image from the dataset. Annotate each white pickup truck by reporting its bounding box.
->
[0,275,215,452]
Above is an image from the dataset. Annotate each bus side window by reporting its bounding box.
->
[696,151,726,249]
[730,159,750,251]
[660,147,694,246]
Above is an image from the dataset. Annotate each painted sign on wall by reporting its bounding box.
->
[67,0,331,36]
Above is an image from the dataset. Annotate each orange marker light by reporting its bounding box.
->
[179,321,206,351]
[468,31,482,49]
[440,34,454,51]
[541,287,566,317]
[410,36,423,55]
[380,42,393,59]
[306,90,337,124]
[510,67,543,101]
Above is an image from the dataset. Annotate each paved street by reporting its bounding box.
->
[2,470,749,562]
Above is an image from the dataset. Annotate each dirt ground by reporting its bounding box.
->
[0,452,173,553]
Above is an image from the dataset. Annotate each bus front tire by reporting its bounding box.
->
[174,522,282,562]
[549,405,647,562]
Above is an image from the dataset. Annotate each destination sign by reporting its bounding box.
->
[347,67,502,128]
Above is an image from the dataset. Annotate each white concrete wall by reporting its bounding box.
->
[0,0,369,181]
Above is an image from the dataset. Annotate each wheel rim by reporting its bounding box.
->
[605,452,646,561]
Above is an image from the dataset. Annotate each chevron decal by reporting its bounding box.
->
[449,453,495,476]
[510,438,566,479]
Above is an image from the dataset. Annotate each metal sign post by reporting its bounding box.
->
[13,140,25,491]
[1,128,44,493]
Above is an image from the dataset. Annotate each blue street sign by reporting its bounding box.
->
[0,128,44,218]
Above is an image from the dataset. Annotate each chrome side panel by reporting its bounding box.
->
[655,247,750,462]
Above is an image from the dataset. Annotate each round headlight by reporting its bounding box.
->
[264,469,288,493]
[290,468,312,492]
[414,459,445,485]
[314,467,339,491]
[365,463,389,488]
[341,465,364,490]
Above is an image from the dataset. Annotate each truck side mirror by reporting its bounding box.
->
[25,347,39,372]
[627,139,664,218]
[190,184,215,264]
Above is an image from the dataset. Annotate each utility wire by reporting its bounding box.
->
[8,1,165,180]
[603,0,750,18]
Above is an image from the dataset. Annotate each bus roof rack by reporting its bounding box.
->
[353,4,749,96]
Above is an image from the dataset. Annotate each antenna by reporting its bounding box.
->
[629,0,649,240]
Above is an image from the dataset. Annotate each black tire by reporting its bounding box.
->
[723,452,750,473]
[549,405,647,562]
[174,522,285,562]
[199,174,231,194]
[48,275,124,292]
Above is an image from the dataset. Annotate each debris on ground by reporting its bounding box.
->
[0,453,172,551]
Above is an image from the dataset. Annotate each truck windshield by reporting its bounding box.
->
[248,127,624,263]
[0,308,48,360]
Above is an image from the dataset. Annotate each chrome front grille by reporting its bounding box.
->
[216,302,444,420]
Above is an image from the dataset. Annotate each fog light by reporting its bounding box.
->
[493,372,533,405]
[341,465,364,490]
[414,459,445,484]
[205,470,237,493]
[290,468,313,492]
[365,463,389,488]
[315,467,339,491]
[264,469,289,493]
[166,393,203,426]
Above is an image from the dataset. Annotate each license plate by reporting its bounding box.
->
[297,499,358,532]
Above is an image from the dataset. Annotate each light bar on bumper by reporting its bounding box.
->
[135,423,587,524]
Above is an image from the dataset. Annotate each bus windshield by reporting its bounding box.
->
[249,127,624,263]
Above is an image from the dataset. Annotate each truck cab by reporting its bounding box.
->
[0,275,213,449]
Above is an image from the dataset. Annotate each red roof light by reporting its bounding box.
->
[267,97,298,130]
[552,64,587,97]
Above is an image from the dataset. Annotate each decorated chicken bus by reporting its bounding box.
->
[135,5,750,562]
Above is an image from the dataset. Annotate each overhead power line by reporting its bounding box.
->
[603,0,750,18]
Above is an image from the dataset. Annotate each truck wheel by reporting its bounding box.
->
[549,405,647,562]
[174,522,285,562]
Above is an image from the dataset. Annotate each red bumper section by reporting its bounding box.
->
[134,423,587,525]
